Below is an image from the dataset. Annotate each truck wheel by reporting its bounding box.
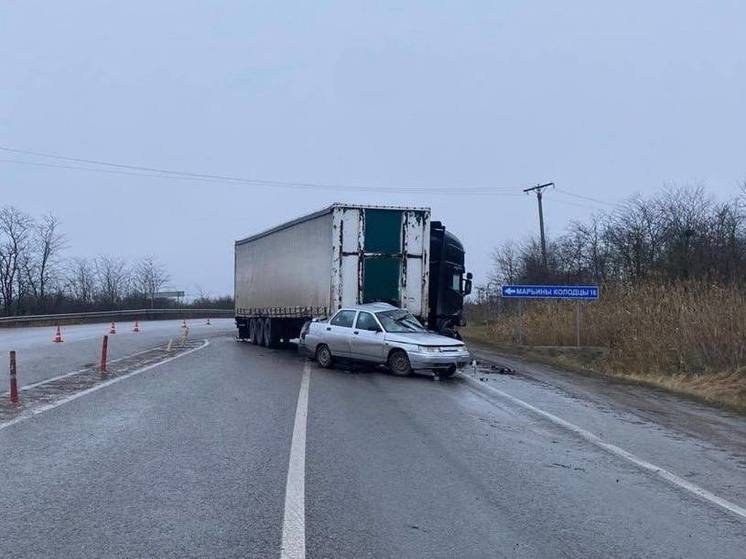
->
[249,319,256,342]
[388,350,412,376]
[252,319,262,346]
[263,318,274,348]
[316,344,333,368]
[238,322,250,340]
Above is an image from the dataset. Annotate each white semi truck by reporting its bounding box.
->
[234,203,471,347]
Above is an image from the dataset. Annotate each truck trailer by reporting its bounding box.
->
[234,204,471,347]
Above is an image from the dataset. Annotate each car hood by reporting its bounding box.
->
[383,332,465,347]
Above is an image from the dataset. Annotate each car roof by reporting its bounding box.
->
[337,302,399,313]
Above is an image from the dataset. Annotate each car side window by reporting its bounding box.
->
[330,310,356,328]
[355,312,380,332]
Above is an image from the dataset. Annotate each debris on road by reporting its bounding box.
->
[465,359,517,381]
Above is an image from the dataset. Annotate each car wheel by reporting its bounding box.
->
[316,344,333,368]
[388,350,412,376]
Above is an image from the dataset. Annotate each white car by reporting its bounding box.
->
[299,303,470,377]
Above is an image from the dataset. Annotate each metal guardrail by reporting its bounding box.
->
[0,308,234,328]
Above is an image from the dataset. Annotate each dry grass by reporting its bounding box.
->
[464,281,746,412]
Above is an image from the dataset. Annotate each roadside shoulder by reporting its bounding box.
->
[463,338,746,456]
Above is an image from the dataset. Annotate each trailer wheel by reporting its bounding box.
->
[388,350,412,376]
[238,322,250,340]
[263,318,274,348]
[316,344,333,368]
[252,319,262,346]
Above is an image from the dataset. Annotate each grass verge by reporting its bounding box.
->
[462,324,746,414]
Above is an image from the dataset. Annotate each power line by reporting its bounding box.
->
[0,157,525,196]
[0,158,241,185]
[551,197,602,210]
[0,145,522,196]
[554,188,618,207]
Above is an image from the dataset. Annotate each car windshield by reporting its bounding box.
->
[375,309,426,333]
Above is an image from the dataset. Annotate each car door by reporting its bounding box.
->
[324,309,357,358]
[350,311,386,363]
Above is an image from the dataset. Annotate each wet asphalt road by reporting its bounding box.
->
[1,328,745,558]
[0,318,236,388]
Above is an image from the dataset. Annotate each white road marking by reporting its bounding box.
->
[0,340,210,432]
[281,361,311,559]
[460,374,746,521]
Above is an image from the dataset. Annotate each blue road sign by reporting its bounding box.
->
[501,285,599,300]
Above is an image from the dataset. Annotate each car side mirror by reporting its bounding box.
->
[464,272,473,296]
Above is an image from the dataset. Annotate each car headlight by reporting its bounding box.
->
[418,346,441,353]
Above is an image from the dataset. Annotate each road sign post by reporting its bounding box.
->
[500,285,599,347]
[517,299,524,345]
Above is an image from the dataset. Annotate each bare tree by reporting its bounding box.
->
[131,255,170,307]
[491,241,520,285]
[492,185,746,287]
[22,214,66,311]
[0,206,189,314]
[0,207,33,315]
[65,257,97,307]
[95,255,130,307]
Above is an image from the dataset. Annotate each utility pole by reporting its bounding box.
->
[523,182,554,270]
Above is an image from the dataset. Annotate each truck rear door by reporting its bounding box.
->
[362,209,402,306]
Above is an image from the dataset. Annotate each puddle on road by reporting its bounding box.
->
[0,339,204,424]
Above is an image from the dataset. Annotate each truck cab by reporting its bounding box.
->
[428,221,472,337]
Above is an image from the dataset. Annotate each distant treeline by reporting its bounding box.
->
[467,185,746,407]
[490,185,746,286]
[0,206,233,316]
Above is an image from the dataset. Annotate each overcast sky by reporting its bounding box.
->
[2,1,744,296]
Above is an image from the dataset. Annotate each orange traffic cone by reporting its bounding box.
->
[133,320,140,333]
[109,322,117,335]
[53,325,63,343]
[206,318,211,326]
